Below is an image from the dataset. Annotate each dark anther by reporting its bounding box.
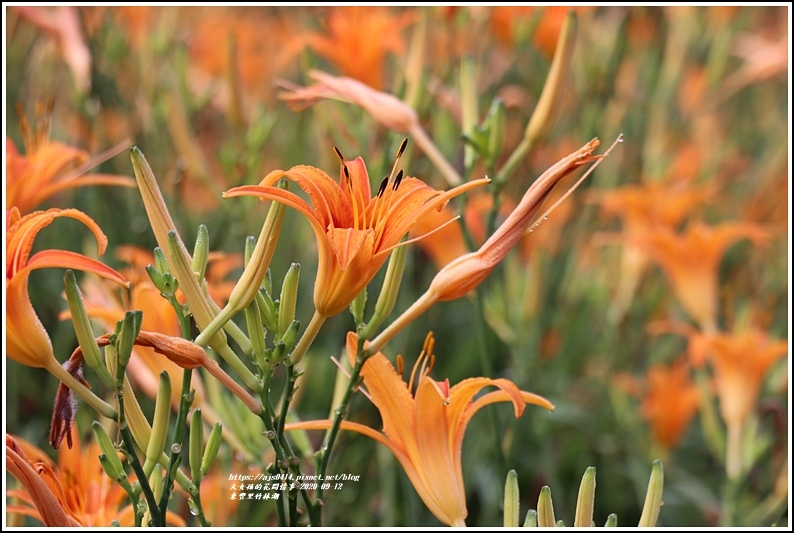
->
[396,138,408,159]
[377,176,389,197]
[392,170,404,191]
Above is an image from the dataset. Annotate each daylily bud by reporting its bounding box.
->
[116,311,142,378]
[503,469,520,527]
[605,514,618,527]
[143,372,172,478]
[244,235,256,265]
[191,225,210,280]
[349,287,367,326]
[263,268,273,296]
[524,10,577,147]
[98,454,125,485]
[524,509,538,527]
[225,188,286,317]
[153,246,170,275]
[93,421,125,479]
[278,263,300,336]
[270,341,287,365]
[537,486,556,527]
[189,409,203,483]
[279,320,301,353]
[201,423,223,476]
[638,460,664,527]
[574,466,596,527]
[64,271,113,387]
[256,289,279,334]
[244,299,267,368]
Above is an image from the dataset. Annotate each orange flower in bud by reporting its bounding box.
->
[427,139,602,301]
[5,207,128,370]
[6,104,134,214]
[6,431,186,526]
[631,222,768,333]
[368,138,606,354]
[224,152,488,317]
[287,332,553,526]
[638,359,700,450]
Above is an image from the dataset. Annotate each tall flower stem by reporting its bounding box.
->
[117,393,164,526]
[313,340,369,518]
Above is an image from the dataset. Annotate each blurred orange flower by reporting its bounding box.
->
[6,106,134,214]
[704,329,788,432]
[490,6,591,56]
[6,207,128,370]
[306,6,415,90]
[6,431,186,526]
[638,359,700,450]
[288,332,554,526]
[631,222,768,333]
[224,154,488,317]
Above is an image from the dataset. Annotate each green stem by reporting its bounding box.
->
[117,396,164,526]
[494,137,533,188]
[190,483,212,527]
[158,368,193,518]
[287,310,327,365]
[314,341,368,517]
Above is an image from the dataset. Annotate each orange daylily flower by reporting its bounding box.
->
[630,222,768,333]
[6,207,128,370]
[288,332,553,526]
[223,153,488,317]
[591,179,713,322]
[704,328,788,433]
[6,431,186,526]
[638,359,700,451]
[306,6,415,90]
[701,328,788,478]
[6,106,134,214]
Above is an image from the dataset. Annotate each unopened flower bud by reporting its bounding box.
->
[191,225,210,280]
[201,423,223,476]
[503,469,519,527]
[278,263,300,336]
[189,409,203,483]
[143,372,172,478]
[574,466,596,527]
[537,486,556,527]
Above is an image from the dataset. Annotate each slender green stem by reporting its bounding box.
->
[288,310,327,365]
[494,137,533,188]
[277,365,298,436]
[314,340,368,517]
[117,395,164,526]
[188,481,211,527]
[158,368,193,518]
